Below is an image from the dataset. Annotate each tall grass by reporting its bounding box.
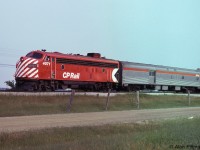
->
[1,117,200,150]
[0,94,200,117]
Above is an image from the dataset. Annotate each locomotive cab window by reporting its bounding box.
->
[26,52,43,59]
[45,56,50,61]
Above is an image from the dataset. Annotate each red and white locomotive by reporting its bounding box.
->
[15,50,119,91]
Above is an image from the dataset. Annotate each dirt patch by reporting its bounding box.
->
[0,107,199,133]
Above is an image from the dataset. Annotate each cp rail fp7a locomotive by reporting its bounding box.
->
[15,49,200,92]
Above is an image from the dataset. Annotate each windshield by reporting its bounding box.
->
[26,52,43,59]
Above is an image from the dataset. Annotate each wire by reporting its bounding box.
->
[0,64,15,68]
[0,47,22,52]
[0,48,27,56]
[0,52,20,57]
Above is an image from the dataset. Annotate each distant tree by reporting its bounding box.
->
[4,80,15,89]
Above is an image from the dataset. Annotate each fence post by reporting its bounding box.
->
[105,89,111,111]
[183,87,191,107]
[67,90,75,112]
[130,92,134,105]
[136,91,140,109]
[188,90,191,106]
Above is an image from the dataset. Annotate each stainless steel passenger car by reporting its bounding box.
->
[120,61,200,92]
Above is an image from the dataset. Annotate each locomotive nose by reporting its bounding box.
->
[15,57,39,79]
[15,56,25,68]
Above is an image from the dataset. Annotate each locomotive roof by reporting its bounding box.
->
[33,50,118,64]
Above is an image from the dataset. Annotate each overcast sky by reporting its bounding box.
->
[0,0,200,88]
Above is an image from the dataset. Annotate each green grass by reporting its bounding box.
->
[0,117,200,150]
[138,94,198,109]
[0,94,200,117]
[0,94,200,149]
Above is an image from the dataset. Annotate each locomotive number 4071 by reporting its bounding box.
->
[43,62,50,66]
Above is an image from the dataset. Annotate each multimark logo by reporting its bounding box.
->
[63,72,80,79]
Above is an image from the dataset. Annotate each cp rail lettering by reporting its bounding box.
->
[63,72,80,79]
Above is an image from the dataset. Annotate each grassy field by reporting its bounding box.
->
[0,94,200,149]
[0,117,200,150]
[0,93,200,117]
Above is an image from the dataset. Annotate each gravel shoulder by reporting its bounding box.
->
[0,107,200,133]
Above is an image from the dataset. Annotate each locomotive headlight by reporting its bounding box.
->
[20,57,24,62]
[28,64,38,68]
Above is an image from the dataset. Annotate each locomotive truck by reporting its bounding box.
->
[15,49,200,92]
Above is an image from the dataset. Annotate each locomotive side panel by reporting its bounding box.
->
[56,64,110,82]
[55,57,119,83]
